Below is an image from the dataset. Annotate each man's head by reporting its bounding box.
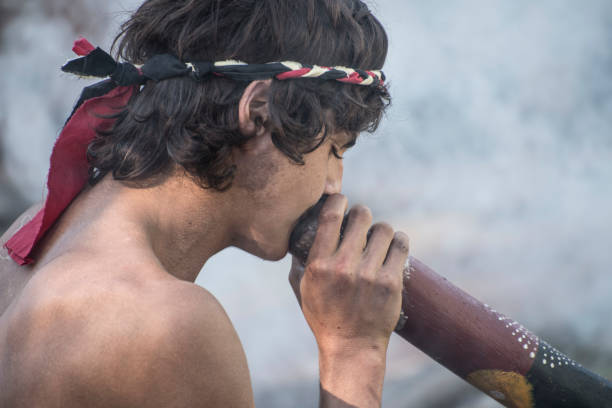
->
[87,0,390,191]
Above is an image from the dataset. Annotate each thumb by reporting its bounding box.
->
[288,256,305,306]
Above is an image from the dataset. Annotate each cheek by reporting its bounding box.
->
[234,150,280,193]
[299,154,333,197]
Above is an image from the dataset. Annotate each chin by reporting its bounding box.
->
[235,238,289,262]
[261,248,288,262]
[256,238,290,261]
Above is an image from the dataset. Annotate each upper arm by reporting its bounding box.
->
[150,285,255,408]
[58,284,254,408]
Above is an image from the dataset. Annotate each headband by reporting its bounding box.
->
[3,38,386,265]
[63,38,385,87]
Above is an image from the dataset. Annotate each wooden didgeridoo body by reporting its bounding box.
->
[289,198,612,408]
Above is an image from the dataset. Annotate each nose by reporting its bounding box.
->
[324,158,343,195]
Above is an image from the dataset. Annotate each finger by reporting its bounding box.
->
[307,194,348,261]
[381,232,410,279]
[337,205,372,257]
[362,222,395,273]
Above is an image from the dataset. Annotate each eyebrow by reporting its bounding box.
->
[341,135,357,149]
[327,129,357,150]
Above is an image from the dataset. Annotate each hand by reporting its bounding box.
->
[288,194,409,355]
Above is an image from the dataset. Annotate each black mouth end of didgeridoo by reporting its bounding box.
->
[288,195,330,263]
[288,194,350,263]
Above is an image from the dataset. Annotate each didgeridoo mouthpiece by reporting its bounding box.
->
[288,196,612,408]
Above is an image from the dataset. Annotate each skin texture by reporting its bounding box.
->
[0,80,409,408]
[288,198,410,406]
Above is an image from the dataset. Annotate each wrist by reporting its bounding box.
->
[318,343,388,407]
[318,336,389,362]
[318,340,388,362]
[319,344,387,379]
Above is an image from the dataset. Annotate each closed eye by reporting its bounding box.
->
[342,139,356,150]
[332,136,357,159]
[331,145,344,159]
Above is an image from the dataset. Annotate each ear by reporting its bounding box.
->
[238,79,272,141]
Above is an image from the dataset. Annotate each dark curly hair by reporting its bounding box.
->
[87,0,390,190]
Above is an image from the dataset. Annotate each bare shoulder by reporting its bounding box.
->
[3,276,254,408]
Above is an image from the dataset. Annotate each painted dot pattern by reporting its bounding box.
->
[483,304,582,371]
[484,304,539,361]
[538,340,579,370]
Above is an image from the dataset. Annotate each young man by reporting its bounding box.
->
[0,0,409,406]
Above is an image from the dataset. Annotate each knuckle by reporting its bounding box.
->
[373,281,393,298]
[360,271,378,286]
[333,256,353,278]
[379,273,402,292]
[306,258,328,277]
[307,256,355,282]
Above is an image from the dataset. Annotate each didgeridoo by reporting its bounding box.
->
[289,197,612,408]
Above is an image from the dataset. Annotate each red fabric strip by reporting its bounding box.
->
[276,68,311,80]
[338,71,364,84]
[72,38,95,57]
[3,85,135,265]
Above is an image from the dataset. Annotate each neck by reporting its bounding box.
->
[40,172,237,282]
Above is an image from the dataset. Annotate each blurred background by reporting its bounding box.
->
[1,0,611,406]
